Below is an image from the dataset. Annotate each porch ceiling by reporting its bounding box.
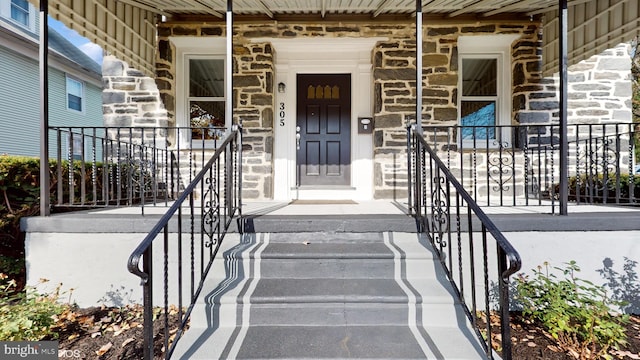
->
[33,0,640,77]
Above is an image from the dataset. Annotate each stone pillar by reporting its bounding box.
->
[102,55,169,143]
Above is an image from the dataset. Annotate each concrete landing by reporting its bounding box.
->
[171,231,485,360]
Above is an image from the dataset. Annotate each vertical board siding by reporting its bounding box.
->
[543,0,640,75]
[47,0,156,76]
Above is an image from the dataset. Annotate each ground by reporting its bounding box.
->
[486,313,640,360]
[50,306,639,359]
[52,305,182,360]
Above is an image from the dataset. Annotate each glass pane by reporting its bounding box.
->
[190,101,225,140]
[189,59,224,97]
[68,94,82,111]
[462,58,497,96]
[461,101,495,140]
[11,0,29,26]
[67,78,83,97]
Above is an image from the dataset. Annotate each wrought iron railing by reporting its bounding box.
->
[420,123,638,211]
[48,126,227,213]
[408,124,522,360]
[127,124,242,360]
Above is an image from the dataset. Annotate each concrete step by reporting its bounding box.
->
[174,324,483,360]
[172,231,486,359]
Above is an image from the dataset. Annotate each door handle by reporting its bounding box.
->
[296,126,301,150]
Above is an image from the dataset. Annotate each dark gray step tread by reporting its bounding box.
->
[235,325,428,359]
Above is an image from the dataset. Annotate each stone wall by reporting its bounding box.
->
[518,43,632,127]
[372,24,540,198]
[102,55,169,139]
[155,20,542,200]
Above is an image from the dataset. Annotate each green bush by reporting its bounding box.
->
[0,274,68,341]
[515,261,628,359]
[554,173,640,202]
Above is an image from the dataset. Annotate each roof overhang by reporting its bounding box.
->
[29,0,640,77]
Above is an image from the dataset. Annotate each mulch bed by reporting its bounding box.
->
[51,305,183,360]
[480,312,640,360]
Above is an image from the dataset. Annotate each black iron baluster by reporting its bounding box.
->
[56,128,63,206]
[80,129,86,206]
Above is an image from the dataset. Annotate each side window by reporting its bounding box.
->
[10,0,29,27]
[460,57,499,142]
[457,34,517,147]
[66,76,84,112]
[187,57,225,140]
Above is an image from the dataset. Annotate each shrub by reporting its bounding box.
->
[553,173,640,203]
[514,261,628,360]
[0,274,69,341]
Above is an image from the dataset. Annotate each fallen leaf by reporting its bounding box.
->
[91,332,101,338]
[302,241,310,245]
[96,342,113,356]
[527,342,536,347]
[121,338,135,347]
[610,350,640,359]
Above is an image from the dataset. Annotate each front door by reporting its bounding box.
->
[296,74,351,186]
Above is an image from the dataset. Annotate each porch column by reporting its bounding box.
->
[226,0,233,129]
[558,0,569,215]
[39,0,50,216]
[416,0,423,133]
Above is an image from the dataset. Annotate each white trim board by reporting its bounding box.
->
[266,37,387,201]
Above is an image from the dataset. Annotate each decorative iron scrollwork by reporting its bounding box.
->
[430,176,448,248]
[202,174,220,247]
[488,140,514,193]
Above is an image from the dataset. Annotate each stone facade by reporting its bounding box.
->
[154,20,542,200]
[102,55,169,144]
[518,43,632,127]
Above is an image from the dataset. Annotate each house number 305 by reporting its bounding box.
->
[279,102,285,126]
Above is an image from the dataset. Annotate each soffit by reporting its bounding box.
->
[30,0,640,77]
[541,0,640,76]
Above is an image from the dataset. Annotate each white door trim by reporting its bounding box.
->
[261,37,386,201]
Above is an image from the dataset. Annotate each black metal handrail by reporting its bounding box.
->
[420,123,638,211]
[48,126,227,213]
[127,124,242,360]
[408,124,522,360]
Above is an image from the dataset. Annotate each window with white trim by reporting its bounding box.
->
[186,56,225,140]
[460,56,499,143]
[10,0,28,26]
[66,76,84,112]
[458,35,517,147]
[0,0,35,31]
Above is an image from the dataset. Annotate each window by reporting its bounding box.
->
[187,57,225,140]
[171,36,228,146]
[10,0,29,27]
[458,35,518,146]
[66,76,84,112]
[460,57,498,142]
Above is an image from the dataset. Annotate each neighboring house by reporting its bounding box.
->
[0,0,102,158]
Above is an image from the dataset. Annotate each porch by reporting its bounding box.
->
[24,200,640,307]
[21,121,639,359]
